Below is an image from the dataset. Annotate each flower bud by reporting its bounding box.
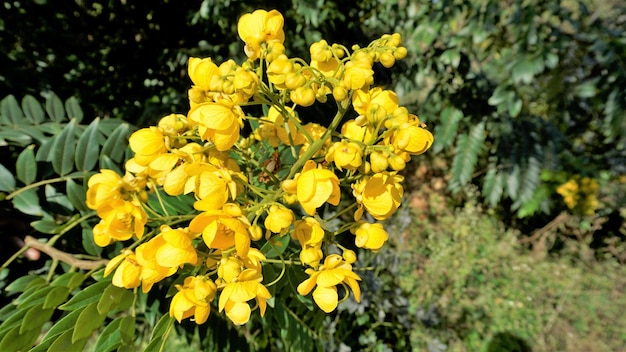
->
[342,249,357,264]
[290,86,316,107]
[369,151,389,173]
[380,51,396,68]
[388,154,406,171]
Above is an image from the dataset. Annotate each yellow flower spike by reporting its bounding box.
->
[237,9,285,61]
[310,39,333,62]
[351,222,389,250]
[352,172,404,221]
[332,85,348,102]
[292,217,325,246]
[233,66,259,98]
[341,119,374,143]
[264,204,295,234]
[265,42,285,62]
[169,276,217,324]
[343,59,374,91]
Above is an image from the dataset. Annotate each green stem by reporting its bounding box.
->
[6,174,87,200]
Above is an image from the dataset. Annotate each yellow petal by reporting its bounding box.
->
[313,286,338,313]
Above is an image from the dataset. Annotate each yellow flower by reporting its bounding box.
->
[292,217,325,268]
[264,204,295,234]
[352,172,404,221]
[86,169,123,210]
[297,254,361,313]
[237,9,285,60]
[188,57,219,90]
[342,52,374,91]
[341,119,374,143]
[169,276,217,325]
[128,127,168,166]
[188,101,244,151]
[325,141,363,171]
[189,203,251,258]
[390,123,434,155]
[93,199,147,247]
[352,88,399,125]
[282,160,340,216]
[134,236,178,293]
[105,250,142,290]
[351,222,389,250]
[218,269,272,325]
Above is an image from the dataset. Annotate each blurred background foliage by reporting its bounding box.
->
[1,0,625,351]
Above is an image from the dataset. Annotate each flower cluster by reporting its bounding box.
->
[556,176,599,215]
[89,9,433,326]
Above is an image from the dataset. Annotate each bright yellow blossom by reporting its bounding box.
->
[188,101,244,151]
[325,141,363,171]
[351,222,389,250]
[282,160,340,215]
[86,169,124,210]
[297,254,361,313]
[105,250,142,290]
[218,269,272,325]
[237,9,285,60]
[352,172,404,221]
[189,203,251,258]
[170,276,217,324]
[93,199,147,247]
[264,204,295,234]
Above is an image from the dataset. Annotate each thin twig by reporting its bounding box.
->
[24,236,109,270]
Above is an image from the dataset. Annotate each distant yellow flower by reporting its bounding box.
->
[170,276,217,324]
[189,203,251,258]
[218,269,272,325]
[237,9,285,60]
[264,204,295,234]
[352,172,404,221]
[297,254,361,313]
[351,222,389,250]
[282,160,340,215]
[93,199,147,247]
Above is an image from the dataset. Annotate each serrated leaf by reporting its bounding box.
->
[97,284,134,315]
[72,301,107,342]
[433,107,463,153]
[16,145,37,185]
[50,119,77,175]
[0,95,25,126]
[21,94,45,124]
[101,123,130,163]
[75,117,101,171]
[59,280,110,311]
[43,286,71,309]
[0,163,16,192]
[66,178,89,213]
[20,304,54,333]
[46,92,66,123]
[65,96,84,123]
[12,188,44,217]
[48,329,88,352]
[0,325,39,351]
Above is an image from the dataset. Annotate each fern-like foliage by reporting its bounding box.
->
[449,121,486,192]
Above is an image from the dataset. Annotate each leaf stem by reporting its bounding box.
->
[5,174,87,200]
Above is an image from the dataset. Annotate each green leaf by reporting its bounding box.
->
[35,136,56,162]
[72,301,107,343]
[101,123,131,163]
[59,280,110,311]
[66,178,89,213]
[261,234,291,258]
[516,184,551,218]
[16,145,37,185]
[20,304,54,333]
[482,165,504,207]
[12,188,44,217]
[50,272,86,289]
[449,122,486,192]
[81,224,102,256]
[43,286,71,309]
[433,107,463,153]
[65,96,84,123]
[75,118,101,171]
[574,79,597,98]
[508,95,522,117]
[50,119,77,175]
[48,329,88,352]
[0,163,16,192]
[4,275,44,293]
[0,129,33,146]
[94,316,135,352]
[99,154,122,174]
[16,285,55,310]
[0,95,25,126]
[440,48,460,68]
[31,218,61,234]
[97,284,134,315]
[34,308,85,351]
[512,59,536,84]
[21,94,45,124]
[46,92,66,123]
[150,314,174,340]
[0,326,39,351]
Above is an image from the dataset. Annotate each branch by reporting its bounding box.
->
[24,236,109,270]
